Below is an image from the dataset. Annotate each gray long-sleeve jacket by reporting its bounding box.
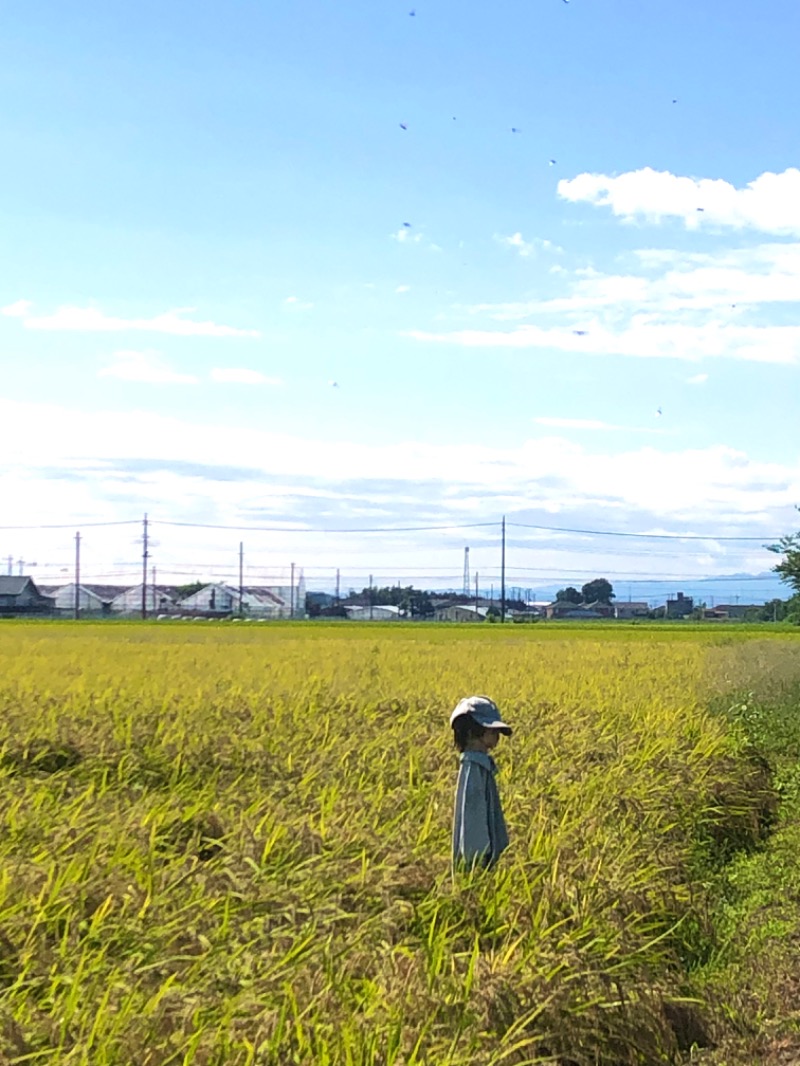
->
[452,750,509,870]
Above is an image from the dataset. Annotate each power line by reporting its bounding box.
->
[156,520,498,534]
[3,515,784,542]
[508,521,778,542]
[0,520,140,531]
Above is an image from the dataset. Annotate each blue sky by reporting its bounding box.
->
[2,0,800,597]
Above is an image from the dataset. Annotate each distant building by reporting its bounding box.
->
[344,604,403,621]
[0,576,54,616]
[434,604,488,622]
[545,601,613,620]
[176,583,292,618]
[40,584,125,616]
[711,604,760,620]
[614,601,650,620]
[701,604,761,621]
[665,592,694,619]
[111,584,182,615]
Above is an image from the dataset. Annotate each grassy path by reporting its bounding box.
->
[694,672,800,1063]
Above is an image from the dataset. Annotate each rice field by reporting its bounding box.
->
[1,621,799,1065]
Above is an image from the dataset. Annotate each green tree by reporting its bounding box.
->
[758,599,788,623]
[556,586,583,604]
[768,516,800,596]
[581,578,615,605]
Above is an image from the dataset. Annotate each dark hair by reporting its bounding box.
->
[452,713,487,752]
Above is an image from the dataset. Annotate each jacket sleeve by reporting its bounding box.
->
[455,762,492,869]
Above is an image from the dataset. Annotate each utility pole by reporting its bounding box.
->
[475,570,479,611]
[152,564,157,614]
[141,514,149,620]
[463,547,470,596]
[74,532,81,620]
[239,542,244,618]
[290,562,295,619]
[6,556,11,576]
[369,573,374,620]
[500,516,506,623]
[335,568,340,606]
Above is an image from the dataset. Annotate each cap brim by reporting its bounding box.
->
[485,720,513,735]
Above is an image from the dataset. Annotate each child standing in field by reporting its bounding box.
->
[450,695,512,871]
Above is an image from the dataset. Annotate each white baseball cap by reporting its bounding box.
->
[449,695,513,735]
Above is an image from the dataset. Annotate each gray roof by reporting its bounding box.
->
[0,576,37,595]
[39,584,127,603]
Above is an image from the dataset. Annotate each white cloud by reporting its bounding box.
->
[395,285,411,294]
[98,351,199,384]
[1,299,33,318]
[3,302,259,337]
[495,233,563,257]
[440,237,800,364]
[533,417,647,432]
[559,167,800,236]
[497,232,535,257]
[392,228,423,244]
[406,321,800,363]
[2,397,797,586]
[283,297,314,312]
[210,368,281,385]
[686,373,709,385]
[391,228,440,251]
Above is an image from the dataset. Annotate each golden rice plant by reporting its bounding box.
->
[0,622,797,1064]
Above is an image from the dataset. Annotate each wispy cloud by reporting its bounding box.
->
[98,355,280,386]
[495,233,563,257]
[434,231,800,364]
[98,351,199,384]
[392,228,423,244]
[391,228,441,251]
[283,296,314,312]
[395,284,411,294]
[1,299,33,318]
[559,167,800,236]
[406,321,800,364]
[210,368,282,385]
[2,302,259,337]
[686,373,709,385]
[533,416,656,432]
[3,397,798,581]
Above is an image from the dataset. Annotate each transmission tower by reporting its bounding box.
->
[462,546,470,595]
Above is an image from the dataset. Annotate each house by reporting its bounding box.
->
[0,576,54,616]
[111,584,182,615]
[40,584,125,616]
[524,601,552,617]
[545,601,612,620]
[435,604,488,622]
[665,592,694,619]
[614,601,650,620]
[344,604,403,621]
[711,604,760,620]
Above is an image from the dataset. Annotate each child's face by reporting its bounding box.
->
[479,728,501,752]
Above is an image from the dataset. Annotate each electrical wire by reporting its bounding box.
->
[0,520,140,531]
[155,520,498,534]
[508,521,778,542]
